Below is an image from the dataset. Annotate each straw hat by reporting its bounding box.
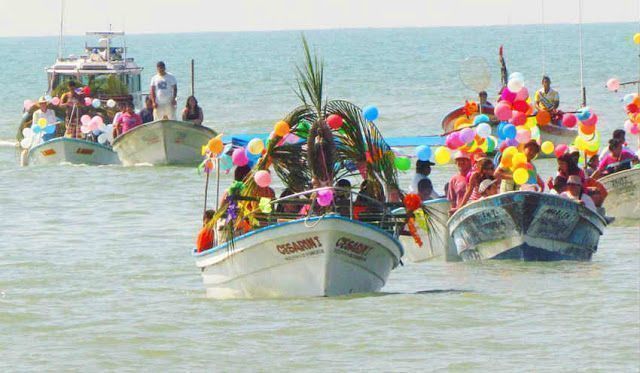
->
[453,151,470,160]
[478,178,497,193]
[37,96,47,104]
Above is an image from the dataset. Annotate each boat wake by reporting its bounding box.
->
[0,139,17,147]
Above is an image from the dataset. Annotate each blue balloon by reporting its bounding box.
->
[623,94,635,105]
[219,154,233,171]
[44,125,56,135]
[362,105,379,121]
[576,107,591,121]
[473,114,490,125]
[415,145,431,161]
[503,124,517,139]
[245,147,260,161]
[32,125,42,134]
[497,122,507,138]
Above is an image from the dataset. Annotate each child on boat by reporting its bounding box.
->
[196,209,216,253]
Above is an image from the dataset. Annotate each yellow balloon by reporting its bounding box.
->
[524,116,537,129]
[512,152,527,169]
[207,134,224,155]
[247,138,265,155]
[513,167,529,185]
[274,121,290,137]
[503,146,518,158]
[37,118,47,127]
[541,141,554,155]
[434,146,451,165]
[634,33,640,45]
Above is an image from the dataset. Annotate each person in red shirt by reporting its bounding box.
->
[196,210,216,253]
[447,151,472,215]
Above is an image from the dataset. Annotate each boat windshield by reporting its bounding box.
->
[50,73,140,97]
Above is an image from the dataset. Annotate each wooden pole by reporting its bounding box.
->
[191,59,195,96]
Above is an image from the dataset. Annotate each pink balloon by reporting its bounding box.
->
[84,97,92,106]
[631,125,640,135]
[23,100,34,110]
[555,144,568,158]
[284,133,300,144]
[51,97,61,106]
[326,114,343,130]
[500,88,517,103]
[80,115,91,126]
[459,127,475,143]
[511,111,527,126]
[495,103,512,121]
[516,128,531,143]
[90,116,104,130]
[232,147,249,166]
[254,170,272,188]
[317,189,334,207]
[581,112,598,126]
[562,114,577,128]
[606,78,620,92]
[624,120,634,132]
[515,87,529,101]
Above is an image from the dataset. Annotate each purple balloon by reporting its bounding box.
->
[500,88,517,103]
[459,127,476,144]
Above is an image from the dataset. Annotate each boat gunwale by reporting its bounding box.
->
[112,119,217,148]
[598,166,640,184]
[28,136,117,153]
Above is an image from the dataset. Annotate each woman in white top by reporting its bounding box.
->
[560,175,596,211]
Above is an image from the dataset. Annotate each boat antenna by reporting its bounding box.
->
[578,0,587,107]
[57,0,65,59]
[191,59,195,96]
[540,0,546,76]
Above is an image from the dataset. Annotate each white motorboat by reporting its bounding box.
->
[599,167,640,221]
[448,191,607,261]
[27,137,119,166]
[395,198,459,262]
[112,120,217,166]
[194,189,403,299]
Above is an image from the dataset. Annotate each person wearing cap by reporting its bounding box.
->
[561,175,596,211]
[150,61,178,121]
[446,151,472,215]
[478,178,499,199]
[459,157,496,207]
[410,159,437,195]
[31,97,58,134]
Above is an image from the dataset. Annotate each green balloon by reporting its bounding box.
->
[394,156,411,171]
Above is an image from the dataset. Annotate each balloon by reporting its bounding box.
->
[394,156,411,171]
[606,78,621,91]
[536,110,551,126]
[624,119,634,132]
[541,141,554,154]
[326,114,343,129]
[512,100,529,113]
[416,145,432,161]
[84,97,92,106]
[98,133,108,144]
[207,135,224,154]
[576,107,591,121]
[623,93,636,105]
[515,87,529,101]
[631,124,640,135]
[434,147,451,165]
[232,147,249,166]
[317,189,334,207]
[634,33,640,44]
[22,128,33,138]
[83,86,91,95]
[554,144,568,158]
[90,116,104,129]
[403,193,422,211]
[92,99,101,108]
[37,118,47,127]
[512,152,527,169]
[562,114,577,128]
[580,122,596,136]
[626,103,639,113]
[20,138,32,148]
[473,114,490,125]
[362,106,379,121]
[106,99,117,108]
[254,170,272,188]
[511,111,527,126]
[582,112,598,126]
[476,122,492,138]
[500,88,516,103]
[247,138,265,155]
[274,120,290,137]
[454,116,472,130]
[515,128,531,143]
[509,72,524,82]
[44,125,56,135]
[503,124,517,139]
[507,78,524,93]
[513,168,528,185]
[51,97,61,106]
[495,103,512,121]
[79,115,90,126]
[23,99,34,110]
[80,124,91,134]
[219,154,233,171]
[459,127,475,143]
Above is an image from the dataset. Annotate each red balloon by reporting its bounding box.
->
[511,111,527,126]
[326,114,343,130]
[512,100,530,113]
[554,144,568,158]
[562,114,577,128]
[403,193,422,211]
[626,103,639,114]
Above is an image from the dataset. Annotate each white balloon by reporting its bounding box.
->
[81,124,91,134]
[97,133,108,144]
[476,122,492,138]
[98,123,107,132]
[106,99,116,108]
[507,78,524,93]
[509,72,524,82]
[20,138,32,149]
[22,128,33,138]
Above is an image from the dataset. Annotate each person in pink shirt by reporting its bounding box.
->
[446,151,472,215]
[113,102,142,137]
[592,138,638,179]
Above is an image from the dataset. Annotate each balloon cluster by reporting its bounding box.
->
[499,146,536,185]
[572,107,602,158]
[80,115,114,144]
[622,93,640,136]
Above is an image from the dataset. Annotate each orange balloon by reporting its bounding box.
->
[633,96,640,107]
[580,123,596,135]
[454,116,472,130]
[585,149,597,157]
[274,120,290,137]
[536,110,551,126]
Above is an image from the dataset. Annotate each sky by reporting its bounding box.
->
[0,0,639,37]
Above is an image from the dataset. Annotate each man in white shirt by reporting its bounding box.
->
[150,61,178,121]
[32,97,58,127]
[560,175,596,211]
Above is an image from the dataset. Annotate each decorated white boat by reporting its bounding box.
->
[448,191,607,261]
[599,167,640,221]
[112,120,216,166]
[27,137,119,166]
[395,198,458,262]
[195,196,403,298]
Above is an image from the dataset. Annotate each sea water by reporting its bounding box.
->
[0,24,638,370]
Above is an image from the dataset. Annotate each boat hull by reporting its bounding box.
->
[194,216,403,299]
[448,192,607,261]
[441,107,577,157]
[27,137,120,166]
[599,168,640,221]
[112,120,216,166]
[398,198,459,262]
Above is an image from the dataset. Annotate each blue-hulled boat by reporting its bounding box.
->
[448,191,607,261]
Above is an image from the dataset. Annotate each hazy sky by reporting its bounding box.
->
[1,0,639,37]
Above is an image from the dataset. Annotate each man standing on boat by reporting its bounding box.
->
[150,61,178,121]
[534,76,559,112]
